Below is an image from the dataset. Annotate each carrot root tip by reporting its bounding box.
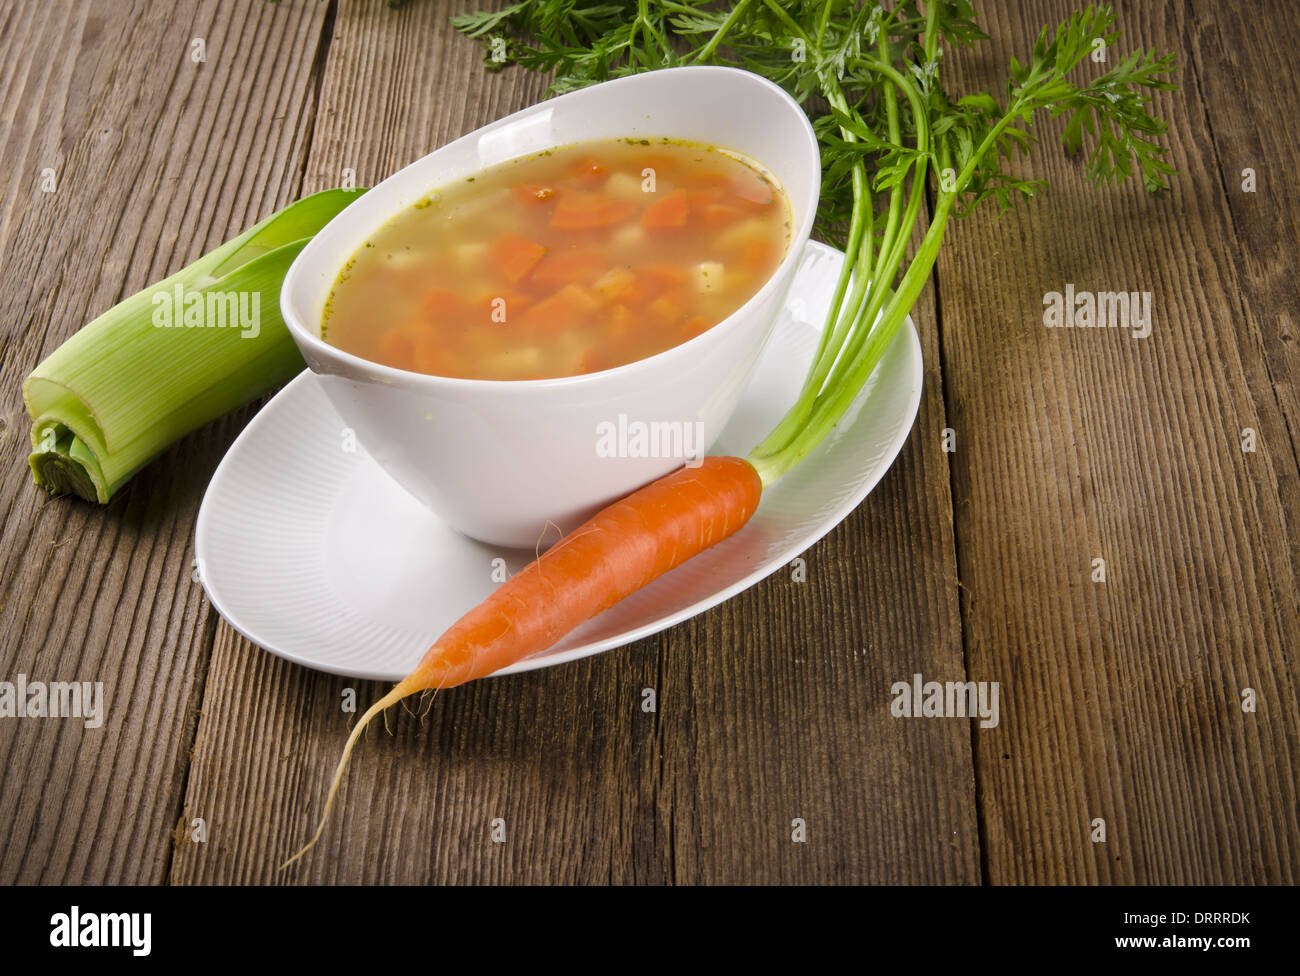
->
[279,679,420,871]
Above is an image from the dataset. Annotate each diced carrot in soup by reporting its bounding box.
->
[646,288,690,328]
[639,265,688,289]
[635,265,688,302]
[492,233,548,285]
[521,283,601,332]
[604,265,687,307]
[551,192,636,230]
[412,332,461,376]
[613,276,653,306]
[424,288,464,321]
[698,202,746,228]
[641,189,691,231]
[529,248,610,288]
[685,187,746,228]
[321,138,790,381]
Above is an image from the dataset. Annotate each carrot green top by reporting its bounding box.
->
[455,1,1177,488]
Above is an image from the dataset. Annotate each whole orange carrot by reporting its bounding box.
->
[285,455,762,866]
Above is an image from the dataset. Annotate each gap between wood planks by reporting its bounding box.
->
[922,173,990,885]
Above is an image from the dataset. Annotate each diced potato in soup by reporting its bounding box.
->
[321,138,791,381]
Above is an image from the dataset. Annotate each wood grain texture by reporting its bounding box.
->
[3,0,1296,886]
[936,0,1299,883]
[167,0,976,884]
[0,0,331,883]
[1185,0,1300,586]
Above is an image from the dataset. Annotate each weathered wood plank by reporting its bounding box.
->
[0,0,331,883]
[1185,0,1300,587]
[170,0,976,884]
[938,0,1299,883]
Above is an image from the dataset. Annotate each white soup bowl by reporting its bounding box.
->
[281,66,820,547]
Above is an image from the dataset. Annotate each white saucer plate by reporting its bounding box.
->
[195,241,923,681]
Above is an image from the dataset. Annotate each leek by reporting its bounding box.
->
[23,188,362,503]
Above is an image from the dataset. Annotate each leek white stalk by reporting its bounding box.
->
[23,189,361,502]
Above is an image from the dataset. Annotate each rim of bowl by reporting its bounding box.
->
[281,65,822,393]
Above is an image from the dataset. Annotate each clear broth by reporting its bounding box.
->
[322,138,791,381]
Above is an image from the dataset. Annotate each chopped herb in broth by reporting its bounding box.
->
[321,138,791,380]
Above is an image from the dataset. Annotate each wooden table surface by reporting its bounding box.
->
[1,0,1295,885]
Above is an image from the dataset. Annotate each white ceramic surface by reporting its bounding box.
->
[198,242,924,681]
[281,66,822,547]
